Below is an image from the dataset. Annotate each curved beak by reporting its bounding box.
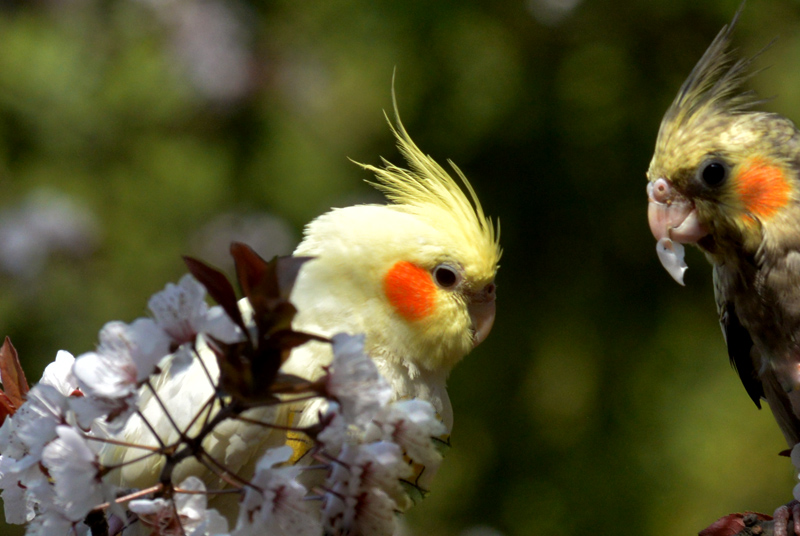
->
[647,178,709,286]
[647,178,707,243]
[468,283,496,348]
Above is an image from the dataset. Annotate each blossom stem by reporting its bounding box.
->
[170,500,186,536]
[233,414,309,432]
[198,450,251,489]
[89,484,164,512]
[316,486,345,501]
[136,409,167,450]
[180,393,217,438]
[83,435,162,452]
[193,342,218,396]
[143,379,185,441]
[255,394,321,406]
[301,464,328,471]
[173,486,241,495]
[158,403,237,485]
[102,450,161,473]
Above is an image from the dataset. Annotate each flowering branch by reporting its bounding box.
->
[0,242,448,536]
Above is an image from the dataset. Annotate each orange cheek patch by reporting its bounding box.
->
[736,160,791,221]
[384,261,436,322]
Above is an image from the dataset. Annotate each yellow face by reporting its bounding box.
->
[293,197,498,374]
[644,12,800,282]
[649,108,798,262]
[381,254,497,370]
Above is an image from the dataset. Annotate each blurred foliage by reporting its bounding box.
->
[1,0,800,535]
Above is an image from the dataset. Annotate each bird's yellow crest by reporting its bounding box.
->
[648,2,800,256]
[353,90,502,278]
[651,4,774,174]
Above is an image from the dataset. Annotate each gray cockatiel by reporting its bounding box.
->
[646,9,800,455]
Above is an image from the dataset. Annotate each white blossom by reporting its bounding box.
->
[349,487,396,536]
[40,350,79,396]
[0,274,454,536]
[68,372,136,432]
[23,508,77,536]
[0,362,93,526]
[321,490,355,536]
[0,398,56,524]
[353,442,409,496]
[100,319,171,384]
[0,384,68,474]
[148,274,210,345]
[41,425,112,521]
[71,319,171,429]
[68,394,133,433]
[149,274,242,348]
[316,402,349,452]
[72,347,134,400]
[327,334,392,426]
[0,445,56,525]
[233,446,317,536]
[1,476,34,524]
[792,442,800,501]
[372,399,447,469]
[323,484,397,536]
[204,304,243,343]
[129,476,228,536]
[73,319,170,399]
[321,442,409,536]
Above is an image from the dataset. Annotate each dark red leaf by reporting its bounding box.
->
[699,512,773,536]
[270,330,329,352]
[275,256,313,301]
[230,242,273,300]
[255,302,297,338]
[0,337,28,409]
[191,244,329,405]
[249,349,282,394]
[183,256,248,340]
[699,514,746,536]
[230,245,314,340]
[231,244,283,341]
[0,391,16,425]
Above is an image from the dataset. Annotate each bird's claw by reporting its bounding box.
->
[773,501,800,536]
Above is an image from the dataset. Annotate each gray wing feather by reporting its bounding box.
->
[713,266,764,408]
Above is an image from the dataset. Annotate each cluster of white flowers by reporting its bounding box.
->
[791,443,800,501]
[0,273,446,536]
[313,334,447,535]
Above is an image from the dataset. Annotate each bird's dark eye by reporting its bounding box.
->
[699,160,728,187]
[433,264,460,289]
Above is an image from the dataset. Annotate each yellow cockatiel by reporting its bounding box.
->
[103,97,501,526]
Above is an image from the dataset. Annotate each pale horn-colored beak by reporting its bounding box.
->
[647,178,708,286]
[468,282,496,348]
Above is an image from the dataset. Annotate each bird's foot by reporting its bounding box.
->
[773,501,800,536]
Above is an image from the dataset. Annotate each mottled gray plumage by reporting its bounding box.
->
[648,8,800,447]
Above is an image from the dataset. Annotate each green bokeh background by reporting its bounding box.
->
[1,0,799,534]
